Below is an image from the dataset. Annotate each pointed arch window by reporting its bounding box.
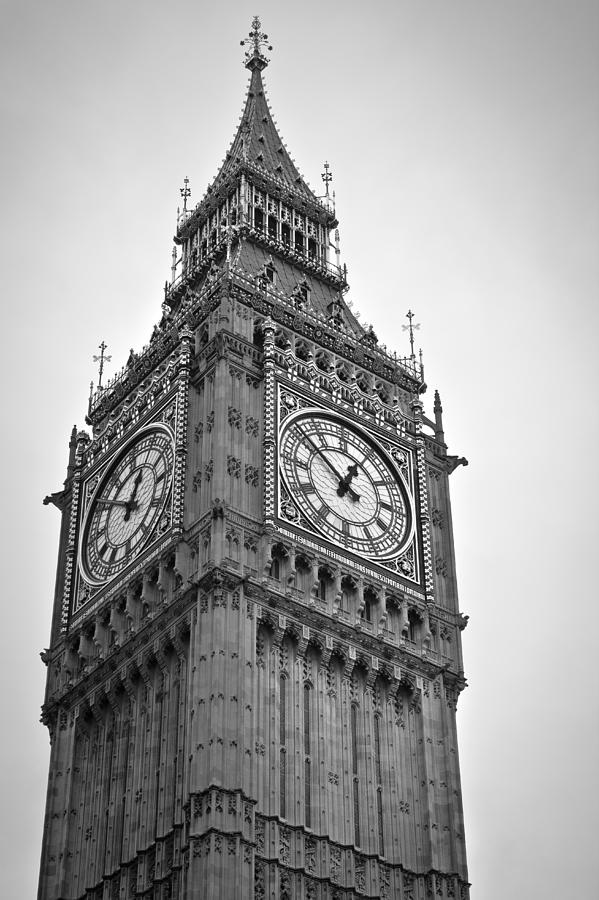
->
[360,588,377,624]
[408,608,421,644]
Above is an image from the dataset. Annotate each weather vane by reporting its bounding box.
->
[321,161,333,198]
[402,309,420,359]
[240,16,272,67]
[180,176,191,213]
[93,340,111,389]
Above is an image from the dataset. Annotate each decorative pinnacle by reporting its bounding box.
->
[321,161,332,198]
[179,176,191,213]
[402,309,421,359]
[92,340,111,389]
[241,16,272,70]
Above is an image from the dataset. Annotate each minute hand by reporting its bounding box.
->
[303,434,360,501]
[96,498,131,508]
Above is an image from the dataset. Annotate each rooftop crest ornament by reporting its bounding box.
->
[93,340,111,389]
[179,176,191,213]
[402,309,421,359]
[321,161,333,198]
[241,16,272,69]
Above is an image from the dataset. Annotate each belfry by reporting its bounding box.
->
[39,18,470,899]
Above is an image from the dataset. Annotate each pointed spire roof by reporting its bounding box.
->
[177,17,337,248]
[217,17,318,203]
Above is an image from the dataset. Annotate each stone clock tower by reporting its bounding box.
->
[39,19,470,900]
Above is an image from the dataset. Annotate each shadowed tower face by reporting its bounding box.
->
[38,18,470,900]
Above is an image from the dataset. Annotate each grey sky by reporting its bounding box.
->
[1,1,597,897]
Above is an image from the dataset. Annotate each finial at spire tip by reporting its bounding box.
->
[241,16,272,70]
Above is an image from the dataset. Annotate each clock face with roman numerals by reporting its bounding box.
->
[80,426,174,584]
[279,409,410,560]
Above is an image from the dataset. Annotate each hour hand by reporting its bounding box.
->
[96,498,131,509]
[337,463,361,501]
[124,470,143,521]
[341,484,360,502]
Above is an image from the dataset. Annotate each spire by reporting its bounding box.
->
[241,16,272,71]
[212,19,318,201]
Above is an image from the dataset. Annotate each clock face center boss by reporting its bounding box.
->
[279,408,413,560]
[80,426,175,584]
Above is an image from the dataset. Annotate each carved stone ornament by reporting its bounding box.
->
[76,579,96,610]
[245,415,259,436]
[280,494,300,524]
[431,507,444,528]
[161,402,177,431]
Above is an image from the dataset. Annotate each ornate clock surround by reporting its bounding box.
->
[78,422,175,587]
[69,397,184,622]
[274,383,422,589]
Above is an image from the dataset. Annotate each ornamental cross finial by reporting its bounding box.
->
[402,309,421,359]
[180,176,191,212]
[93,340,112,389]
[241,16,272,69]
[321,161,333,198]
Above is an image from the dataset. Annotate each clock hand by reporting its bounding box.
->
[303,433,345,481]
[96,498,132,509]
[337,463,361,500]
[303,433,360,501]
[124,470,143,522]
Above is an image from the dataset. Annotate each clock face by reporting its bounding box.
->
[80,426,174,584]
[279,409,411,559]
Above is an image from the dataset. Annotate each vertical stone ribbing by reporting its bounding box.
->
[173,324,193,535]
[186,587,255,898]
[60,435,85,632]
[280,673,286,820]
[304,684,311,828]
[262,317,276,528]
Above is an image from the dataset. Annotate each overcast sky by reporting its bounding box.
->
[1,1,597,897]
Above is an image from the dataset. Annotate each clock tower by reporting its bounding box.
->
[39,19,470,900]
